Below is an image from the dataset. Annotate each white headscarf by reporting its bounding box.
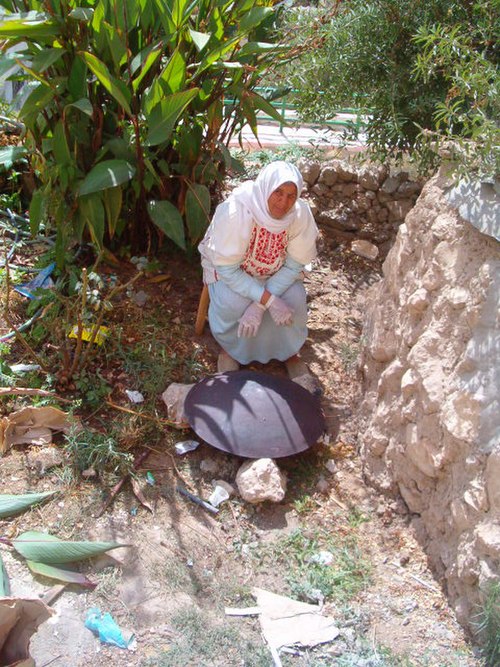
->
[231,161,304,233]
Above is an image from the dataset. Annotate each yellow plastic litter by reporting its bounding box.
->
[69,325,109,345]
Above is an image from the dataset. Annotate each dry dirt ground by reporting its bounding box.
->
[0,238,481,667]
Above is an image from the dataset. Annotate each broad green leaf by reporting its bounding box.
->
[0,492,56,519]
[239,7,273,32]
[102,186,123,238]
[158,48,186,95]
[29,189,45,236]
[67,98,93,117]
[145,88,199,146]
[18,82,55,124]
[79,194,105,248]
[132,45,163,93]
[148,199,186,250]
[248,91,288,126]
[104,137,134,161]
[242,98,258,137]
[0,553,9,596]
[26,560,96,588]
[102,21,127,72]
[0,52,19,78]
[177,123,202,163]
[0,146,27,169]
[52,120,71,164]
[30,47,64,73]
[185,183,210,243]
[12,531,126,564]
[196,36,241,75]
[79,52,132,115]
[189,29,211,52]
[69,7,94,21]
[68,57,88,100]
[237,41,280,60]
[0,13,60,39]
[78,160,135,195]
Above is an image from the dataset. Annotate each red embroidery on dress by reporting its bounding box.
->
[241,226,287,276]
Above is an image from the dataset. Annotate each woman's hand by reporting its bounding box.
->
[238,302,265,337]
[267,295,294,326]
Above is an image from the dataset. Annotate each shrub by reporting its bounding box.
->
[0,0,294,265]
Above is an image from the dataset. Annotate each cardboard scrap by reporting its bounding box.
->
[251,587,339,650]
[0,597,54,667]
[0,406,79,455]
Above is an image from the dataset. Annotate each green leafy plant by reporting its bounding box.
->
[412,13,499,179]
[63,425,134,475]
[279,0,498,175]
[473,581,500,667]
[0,0,302,266]
[260,527,371,605]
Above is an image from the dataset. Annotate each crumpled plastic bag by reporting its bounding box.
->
[0,406,80,456]
[85,608,135,649]
[161,383,194,428]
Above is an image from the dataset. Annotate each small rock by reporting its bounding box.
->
[316,477,330,493]
[324,460,337,474]
[161,382,195,425]
[200,458,218,474]
[130,290,148,307]
[236,458,287,504]
[351,240,379,260]
[298,158,321,185]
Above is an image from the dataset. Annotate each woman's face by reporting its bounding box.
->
[267,182,298,219]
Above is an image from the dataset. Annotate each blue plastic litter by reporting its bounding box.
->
[84,608,132,649]
[14,262,56,299]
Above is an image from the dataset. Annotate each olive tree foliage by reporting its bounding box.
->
[278,0,499,177]
[0,0,301,265]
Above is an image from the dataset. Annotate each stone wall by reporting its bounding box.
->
[358,169,500,632]
[297,158,423,255]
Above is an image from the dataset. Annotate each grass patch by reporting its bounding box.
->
[63,424,134,476]
[142,606,269,667]
[259,527,371,605]
[473,581,500,667]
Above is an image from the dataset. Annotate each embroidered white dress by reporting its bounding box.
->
[198,162,318,364]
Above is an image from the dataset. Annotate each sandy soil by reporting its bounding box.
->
[0,238,480,667]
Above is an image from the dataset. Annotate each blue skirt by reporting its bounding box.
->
[207,280,308,364]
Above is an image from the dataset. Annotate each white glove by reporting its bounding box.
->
[267,294,294,326]
[237,301,265,337]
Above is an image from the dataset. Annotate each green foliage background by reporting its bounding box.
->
[278,0,499,176]
[0,0,297,265]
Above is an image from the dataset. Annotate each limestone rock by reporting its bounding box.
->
[358,165,388,191]
[385,199,414,222]
[359,171,500,636]
[236,458,287,504]
[318,165,338,186]
[298,159,321,186]
[380,176,400,195]
[334,161,359,182]
[351,240,379,260]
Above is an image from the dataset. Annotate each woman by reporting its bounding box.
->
[198,161,319,383]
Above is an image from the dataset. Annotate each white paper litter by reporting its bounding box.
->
[310,551,334,566]
[226,587,339,651]
[174,440,200,455]
[125,390,144,403]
